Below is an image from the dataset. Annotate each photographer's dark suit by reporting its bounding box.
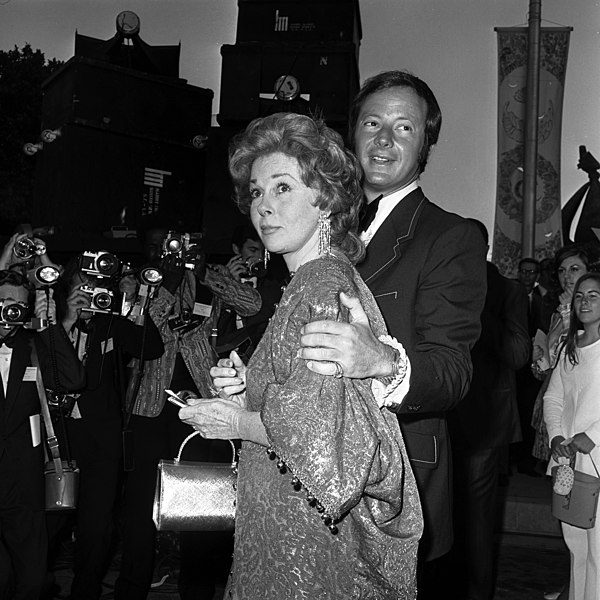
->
[50,314,163,600]
[358,188,487,562]
[0,325,85,600]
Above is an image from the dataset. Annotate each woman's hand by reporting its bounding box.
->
[179,397,246,440]
[211,351,247,406]
[532,345,544,363]
[550,435,573,461]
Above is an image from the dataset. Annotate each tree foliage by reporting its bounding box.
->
[0,44,63,232]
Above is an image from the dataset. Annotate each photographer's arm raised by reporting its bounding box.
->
[202,264,262,317]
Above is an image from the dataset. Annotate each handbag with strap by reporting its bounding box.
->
[551,454,600,529]
[153,431,237,531]
[30,339,79,510]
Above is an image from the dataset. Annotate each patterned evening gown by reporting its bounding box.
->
[225,253,422,600]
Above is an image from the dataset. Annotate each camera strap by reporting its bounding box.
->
[29,339,64,479]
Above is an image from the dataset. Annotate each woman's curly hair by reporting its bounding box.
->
[228,112,366,264]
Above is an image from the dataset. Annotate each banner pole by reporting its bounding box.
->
[522,0,542,259]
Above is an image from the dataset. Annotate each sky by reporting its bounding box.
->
[1,0,599,240]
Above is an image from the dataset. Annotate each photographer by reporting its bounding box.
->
[216,222,285,361]
[47,255,164,600]
[115,219,262,600]
[0,227,60,275]
[0,269,85,600]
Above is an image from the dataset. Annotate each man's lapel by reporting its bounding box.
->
[358,188,427,284]
[4,330,30,417]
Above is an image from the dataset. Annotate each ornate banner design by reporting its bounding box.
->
[492,27,571,277]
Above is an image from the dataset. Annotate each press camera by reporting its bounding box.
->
[0,299,45,330]
[80,285,117,315]
[79,251,121,279]
[161,231,204,270]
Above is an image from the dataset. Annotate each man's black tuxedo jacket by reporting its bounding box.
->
[358,188,487,560]
[0,324,86,511]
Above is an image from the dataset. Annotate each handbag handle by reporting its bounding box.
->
[566,453,600,478]
[176,431,237,470]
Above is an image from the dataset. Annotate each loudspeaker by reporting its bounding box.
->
[218,42,358,127]
[32,123,206,236]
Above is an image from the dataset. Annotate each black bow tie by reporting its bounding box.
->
[0,333,16,348]
[358,194,383,233]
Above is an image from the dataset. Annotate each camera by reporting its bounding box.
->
[80,285,117,314]
[242,258,265,279]
[0,299,31,328]
[79,251,120,279]
[161,232,203,270]
[13,238,46,261]
[167,307,202,333]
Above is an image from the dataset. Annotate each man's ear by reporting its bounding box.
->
[232,243,240,255]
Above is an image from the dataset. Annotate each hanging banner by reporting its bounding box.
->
[492,27,571,277]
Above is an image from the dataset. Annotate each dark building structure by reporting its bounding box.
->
[32,12,212,253]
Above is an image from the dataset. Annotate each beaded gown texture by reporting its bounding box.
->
[225,254,423,600]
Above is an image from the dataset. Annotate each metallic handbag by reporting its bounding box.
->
[153,431,237,531]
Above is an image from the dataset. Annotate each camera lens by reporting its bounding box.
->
[93,292,113,310]
[13,239,36,260]
[3,303,26,323]
[165,237,182,253]
[96,253,120,277]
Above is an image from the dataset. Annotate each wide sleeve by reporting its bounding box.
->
[203,264,262,317]
[259,264,404,521]
[395,219,487,414]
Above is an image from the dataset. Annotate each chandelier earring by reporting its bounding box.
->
[263,249,270,268]
[318,213,331,256]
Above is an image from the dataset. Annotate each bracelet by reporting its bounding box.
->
[376,335,410,405]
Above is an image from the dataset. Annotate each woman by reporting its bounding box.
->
[531,243,598,464]
[544,272,600,600]
[178,113,422,599]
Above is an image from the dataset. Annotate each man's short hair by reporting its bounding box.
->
[0,269,35,303]
[348,70,442,175]
[518,258,540,271]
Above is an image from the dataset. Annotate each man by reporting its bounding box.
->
[115,219,262,600]
[299,71,487,594]
[0,269,85,599]
[447,219,530,599]
[515,257,545,476]
[216,222,284,361]
[47,260,164,600]
[517,257,543,336]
